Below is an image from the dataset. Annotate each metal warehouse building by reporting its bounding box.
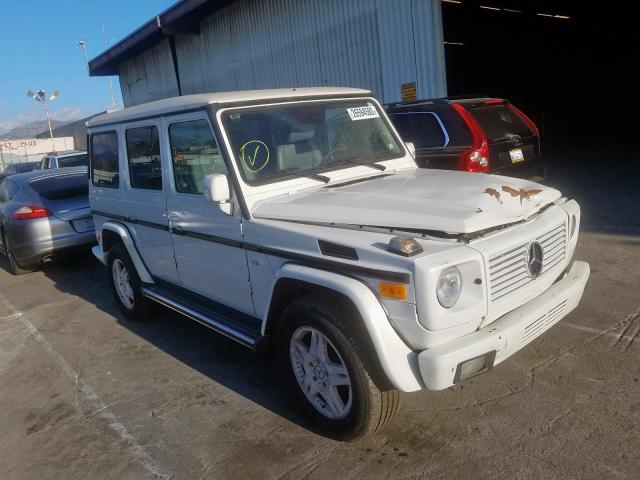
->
[89,0,446,107]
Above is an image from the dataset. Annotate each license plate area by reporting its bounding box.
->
[509,148,525,164]
[72,216,95,233]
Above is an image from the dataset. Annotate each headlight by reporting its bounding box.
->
[437,266,462,308]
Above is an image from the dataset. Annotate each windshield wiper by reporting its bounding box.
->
[334,157,387,171]
[267,168,330,183]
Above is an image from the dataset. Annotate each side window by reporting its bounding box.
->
[91,131,120,188]
[168,119,227,194]
[126,126,162,190]
[388,112,447,149]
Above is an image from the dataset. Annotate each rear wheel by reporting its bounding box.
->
[107,243,151,321]
[278,294,400,440]
[1,231,32,275]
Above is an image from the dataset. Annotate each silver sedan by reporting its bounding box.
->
[0,167,96,274]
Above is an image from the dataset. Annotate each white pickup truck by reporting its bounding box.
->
[88,87,589,439]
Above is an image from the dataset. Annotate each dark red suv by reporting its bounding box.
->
[385,97,543,180]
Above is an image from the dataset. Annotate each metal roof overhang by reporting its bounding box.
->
[89,0,234,76]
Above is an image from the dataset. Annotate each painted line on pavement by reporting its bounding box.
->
[0,293,169,479]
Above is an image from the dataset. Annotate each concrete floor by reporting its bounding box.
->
[1,162,639,479]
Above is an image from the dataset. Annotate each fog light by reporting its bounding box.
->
[454,351,496,383]
[570,214,577,238]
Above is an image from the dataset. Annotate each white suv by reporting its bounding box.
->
[88,88,590,439]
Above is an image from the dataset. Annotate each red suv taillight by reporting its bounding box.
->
[12,205,52,220]
[451,103,490,173]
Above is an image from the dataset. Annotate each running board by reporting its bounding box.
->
[142,286,264,351]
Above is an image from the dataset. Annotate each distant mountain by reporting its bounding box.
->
[0,120,67,140]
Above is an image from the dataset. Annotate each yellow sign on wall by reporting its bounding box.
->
[401,82,417,102]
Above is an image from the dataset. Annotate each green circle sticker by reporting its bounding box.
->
[240,140,270,173]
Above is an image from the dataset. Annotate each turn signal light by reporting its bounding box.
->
[379,283,408,300]
[12,205,52,220]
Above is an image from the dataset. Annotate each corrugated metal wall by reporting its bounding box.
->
[119,0,446,107]
[119,38,180,107]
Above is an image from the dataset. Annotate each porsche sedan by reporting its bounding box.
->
[0,167,95,274]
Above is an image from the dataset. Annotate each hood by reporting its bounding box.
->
[252,169,561,234]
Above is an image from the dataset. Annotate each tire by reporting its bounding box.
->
[278,293,400,440]
[107,242,151,321]
[2,231,32,275]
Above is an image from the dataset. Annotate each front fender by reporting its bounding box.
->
[267,263,424,392]
[97,221,154,284]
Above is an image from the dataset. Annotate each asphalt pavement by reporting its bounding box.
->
[1,158,639,479]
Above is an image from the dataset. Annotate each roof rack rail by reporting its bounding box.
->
[384,94,490,107]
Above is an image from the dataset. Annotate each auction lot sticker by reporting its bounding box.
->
[346,104,379,121]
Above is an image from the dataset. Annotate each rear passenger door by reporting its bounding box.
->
[164,114,254,316]
[121,121,179,284]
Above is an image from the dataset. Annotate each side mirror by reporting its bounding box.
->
[405,142,416,159]
[203,173,230,203]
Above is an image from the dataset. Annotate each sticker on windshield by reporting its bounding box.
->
[346,104,379,121]
[240,140,270,173]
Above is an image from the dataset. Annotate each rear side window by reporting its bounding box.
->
[389,112,446,149]
[58,154,88,168]
[29,174,88,200]
[467,105,534,141]
[91,132,119,188]
[168,120,227,194]
[126,126,162,190]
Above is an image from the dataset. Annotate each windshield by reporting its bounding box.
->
[58,154,88,168]
[468,104,534,141]
[29,173,88,200]
[221,100,404,184]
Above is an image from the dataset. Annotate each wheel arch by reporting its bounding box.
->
[263,263,423,392]
[99,221,154,284]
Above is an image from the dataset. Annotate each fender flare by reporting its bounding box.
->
[99,221,154,284]
[266,263,424,392]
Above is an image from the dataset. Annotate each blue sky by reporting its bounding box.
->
[0,0,175,133]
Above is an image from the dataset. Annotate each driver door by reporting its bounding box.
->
[163,113,254,316]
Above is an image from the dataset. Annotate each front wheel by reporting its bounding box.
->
[279,294,400,440]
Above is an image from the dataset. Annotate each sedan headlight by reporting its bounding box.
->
[437,266,462,308]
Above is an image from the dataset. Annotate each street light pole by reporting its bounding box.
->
[77,39,90,74]
[27,89,60,153]
[102,26,117,111]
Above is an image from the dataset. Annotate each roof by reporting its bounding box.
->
[86,88,372,128]
[46,150,88,157]
[89,0,234,76]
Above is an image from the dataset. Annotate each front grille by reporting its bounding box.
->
[489,223,566,302]
[521,300,568,346]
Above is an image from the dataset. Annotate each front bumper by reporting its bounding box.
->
[418,260,590,390]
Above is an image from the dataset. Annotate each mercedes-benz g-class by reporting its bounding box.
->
[89,88,589,439]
